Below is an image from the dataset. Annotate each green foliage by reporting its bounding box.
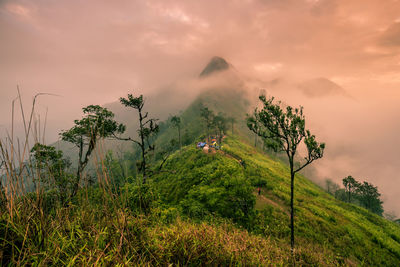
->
[150,146,256,225]
[170,115,182,148]
[103,151,127,190]
[60,105,125,197]
[247,95,325,164]
[119,93,159,182]
[124,182,157,214]
[2,88,400,265]
[357,181,384,216]
[220,135,400,265]
[60,105,125,145]
[30,143,73,204]
[247,94,325,249]
[343,175,360,203]
[200,105,214,141]
[341,176,384,216]
[1,134,400,266]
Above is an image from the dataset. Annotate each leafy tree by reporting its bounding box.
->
[171,115,182,149]
[200,106,215,142]
[213,113,228,144]
[119,94,159,184]
[104,151,126,191]
[247,95,325,251]
[60,105,125,197]
[357,181,383,215]
[334,188,348,202]
[30,143,73,204]
[342,176,360,203]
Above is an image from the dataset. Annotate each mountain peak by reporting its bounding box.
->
[200,56,230,77]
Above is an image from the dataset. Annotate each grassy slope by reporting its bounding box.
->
[151,134,400,265]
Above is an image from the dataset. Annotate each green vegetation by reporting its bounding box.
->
[247,95,325,250]
[325,176,384,216]
[1,89,399,266]
[119,93,160,184]
[60,105,125,197]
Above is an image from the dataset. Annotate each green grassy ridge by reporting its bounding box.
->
[150,134,400,265]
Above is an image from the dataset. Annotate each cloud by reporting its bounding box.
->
[380,22,400,47]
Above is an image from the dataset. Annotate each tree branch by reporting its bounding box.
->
[294,158,314,173]
[112,134,141,146]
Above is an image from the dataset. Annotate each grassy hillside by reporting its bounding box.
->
[2,130,400,265]
[149,135,400,265]
[3,79,399,265]
[111,85,400,264]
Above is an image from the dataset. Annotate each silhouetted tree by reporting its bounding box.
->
[357,181,383,215]
[60,105,125,197]
[334,188,348,202]
[213,113,228,144]
[342,175,360,203]
[119,94,159,184]
[200,106,215,142]
[247,95,325,252]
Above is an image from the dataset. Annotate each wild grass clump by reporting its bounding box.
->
[146,219,341,266]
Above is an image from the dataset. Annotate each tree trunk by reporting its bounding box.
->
[348,186,351,203]
[138,108,146,184]
[71,138,84,198]
[290,160,295,253]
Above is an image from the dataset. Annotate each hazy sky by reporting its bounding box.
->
[1,0,400,214]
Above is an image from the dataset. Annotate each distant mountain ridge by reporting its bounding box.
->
[298,77,347,98]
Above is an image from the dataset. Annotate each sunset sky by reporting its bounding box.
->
[1,0,400,214]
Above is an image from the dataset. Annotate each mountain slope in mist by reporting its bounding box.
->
[104,56,249,143]
[298,77,347,98]
[54,56,250,168]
